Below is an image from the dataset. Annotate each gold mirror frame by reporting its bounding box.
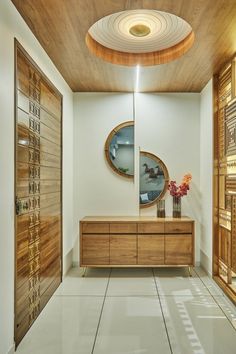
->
[104,121,134,179]
[140,151,169,208]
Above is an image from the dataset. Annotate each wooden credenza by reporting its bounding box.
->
[80,217,195,268]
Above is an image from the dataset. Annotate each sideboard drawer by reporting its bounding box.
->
[82,223,109,234]
[165,222,192,234]
[110,223,137,234]
[138,223,164,234]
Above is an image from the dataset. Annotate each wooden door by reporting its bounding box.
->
[15,42,62,346]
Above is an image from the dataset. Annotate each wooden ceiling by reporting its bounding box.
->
[12,0,236,92]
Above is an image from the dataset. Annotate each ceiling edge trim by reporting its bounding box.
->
[86,31,195,66]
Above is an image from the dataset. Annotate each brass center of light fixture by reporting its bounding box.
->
[129,24,151,37]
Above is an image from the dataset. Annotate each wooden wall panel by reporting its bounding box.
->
[15,42,62,346]
[231,196,236,273]
[214,54,236,303]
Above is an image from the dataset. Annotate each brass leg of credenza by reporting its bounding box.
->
[81,267,86,277]
[188,266,192,277]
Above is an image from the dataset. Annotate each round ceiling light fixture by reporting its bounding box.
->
[129,24,151,37]
[86,9,194,66]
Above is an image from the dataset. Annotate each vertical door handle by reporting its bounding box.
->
[15,197,21,215]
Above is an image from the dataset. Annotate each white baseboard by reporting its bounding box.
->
[63,249,73,277]
[72,261,79,268]
[200,250,212,276]
[7,344,15,354]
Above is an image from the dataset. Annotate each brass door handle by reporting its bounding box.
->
[15,197,21,215]
[15,197,29,215]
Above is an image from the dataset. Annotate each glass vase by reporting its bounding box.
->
[157,200,165,218]
[172,196,181,218]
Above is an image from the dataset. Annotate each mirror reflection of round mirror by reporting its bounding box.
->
[140,151,169,208]
[105,121,134,178]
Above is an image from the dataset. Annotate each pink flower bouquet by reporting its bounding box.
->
[168,173,192,198]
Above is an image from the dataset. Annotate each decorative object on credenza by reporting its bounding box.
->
[140,151,169,208]
[168,173,192,218]
[172,196,181,218]
[104,121,134,178]
[157,200,165,217]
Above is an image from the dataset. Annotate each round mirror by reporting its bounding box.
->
[140,151,169,208]
[105,121,134,178]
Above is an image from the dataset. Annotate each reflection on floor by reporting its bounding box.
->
[16,267,236,354]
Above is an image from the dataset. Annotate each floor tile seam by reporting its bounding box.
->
[91,268,112,354]
[53,294,106,298]
[211,294,236,332]
[152,268,173,354]
[194,268,236,332]
[158,294,215,297]
[151,268,159,296]
[194,269,226,297]
[194,267,226,299]
[105,294,160,298]
[193,268,220,293]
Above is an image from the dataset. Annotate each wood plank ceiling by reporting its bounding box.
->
[12,0,236,92]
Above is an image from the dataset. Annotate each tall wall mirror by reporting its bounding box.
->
[105,121,134,178]
[140,151,169,208]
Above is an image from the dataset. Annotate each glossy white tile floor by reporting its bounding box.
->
[16,267,236,354]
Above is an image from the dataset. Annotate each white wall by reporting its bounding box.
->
[73,93,139,262]
[0,1,75,353]
[136,93,201,263]
[200,80,213,274]
[74,92,201,263]
[73,93,138,215]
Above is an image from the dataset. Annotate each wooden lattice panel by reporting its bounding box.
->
[225,99,236,120]
[231,196,236,272]
[218,64,232,109]
[219,226,230,266]
[214,55,236,302]
[219,159,227,175]
[225,195,232,211]
[226,176,236,193]
[219,209,231,231]
[218,108,225,159]
[222,159,236,175]
[225,100,236,156]
[219,176,225,209]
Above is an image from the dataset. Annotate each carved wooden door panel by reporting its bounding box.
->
[214,58,236,302]
[15,42,62,346]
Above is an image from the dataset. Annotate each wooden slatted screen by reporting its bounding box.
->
[214,55,236,302]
